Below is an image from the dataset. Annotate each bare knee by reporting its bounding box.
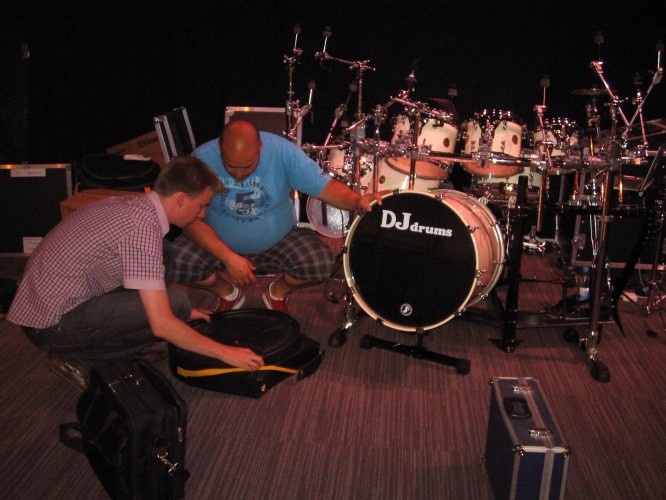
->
[194,271,220,288]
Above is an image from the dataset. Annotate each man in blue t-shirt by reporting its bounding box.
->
[170,119,384,314]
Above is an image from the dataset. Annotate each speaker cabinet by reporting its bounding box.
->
[0,164,72,254]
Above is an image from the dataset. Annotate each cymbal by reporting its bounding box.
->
[428,97,458,121]
[570,87,614,96]
[429,97,454,109]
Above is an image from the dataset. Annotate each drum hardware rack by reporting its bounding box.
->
[461,164,621,383]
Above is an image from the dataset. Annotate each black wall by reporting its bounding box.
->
[2,0,665,164]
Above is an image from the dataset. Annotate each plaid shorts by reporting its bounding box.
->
[168,226,336,283]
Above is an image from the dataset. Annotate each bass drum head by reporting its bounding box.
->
[343,191,477,331]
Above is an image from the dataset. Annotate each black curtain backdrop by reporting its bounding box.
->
[2,0,665,163]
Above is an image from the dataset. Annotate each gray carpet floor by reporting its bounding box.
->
[1,245,665,499]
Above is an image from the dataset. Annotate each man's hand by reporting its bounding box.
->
[356,189,392,212]
[224,252,258,288]
[220,346,265,371]
[190,308,211,322]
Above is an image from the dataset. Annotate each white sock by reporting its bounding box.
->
[223,286,239,301]
[269,282,281,300]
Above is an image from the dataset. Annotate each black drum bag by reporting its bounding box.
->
[76,154,160,192]
[169,309,324,398]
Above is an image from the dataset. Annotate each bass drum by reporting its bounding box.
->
[343,190,504,331]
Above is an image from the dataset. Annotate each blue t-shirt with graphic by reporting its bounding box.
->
[195,131,330,254]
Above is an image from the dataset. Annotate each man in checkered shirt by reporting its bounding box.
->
[8,156,264,390]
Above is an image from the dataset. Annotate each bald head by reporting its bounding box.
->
[218,120,263,181]
[220,120,261,152]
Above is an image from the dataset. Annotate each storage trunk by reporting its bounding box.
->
[484,376,570,500]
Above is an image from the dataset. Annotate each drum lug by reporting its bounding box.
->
[476,269,487,279]
[468,225,479,233]
[457,307,466,316]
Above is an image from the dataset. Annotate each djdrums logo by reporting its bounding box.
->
[380,210,453,237]
[400,303,413,316]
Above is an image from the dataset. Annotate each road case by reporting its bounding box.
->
[484,376,570,500]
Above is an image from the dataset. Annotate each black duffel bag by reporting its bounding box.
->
[76,154,161,192]
[60,360,190,499]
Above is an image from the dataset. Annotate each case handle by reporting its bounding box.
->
[503,396,532,419]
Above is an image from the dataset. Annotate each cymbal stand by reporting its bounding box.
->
[642,201,666,315]
[621,40,663,147]
[315,45,376,192]
[407,108,423,191]
[533,104,554,233]
[369,104,387,194]
[283,24,305,144]
[590,61,631,128]
[322,81,357,148]
[283,25,311,224]
[317,42,377,348]
[581,63,629,382]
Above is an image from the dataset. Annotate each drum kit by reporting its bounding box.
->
[284,27,665,380]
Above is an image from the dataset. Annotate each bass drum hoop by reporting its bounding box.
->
[431,189,505,307]
[343,190,480,332]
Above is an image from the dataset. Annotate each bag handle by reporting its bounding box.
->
[58,422,86,454]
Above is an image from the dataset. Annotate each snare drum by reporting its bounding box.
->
[343,190,504,331]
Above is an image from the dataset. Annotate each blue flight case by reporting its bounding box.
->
[484,377,571,499]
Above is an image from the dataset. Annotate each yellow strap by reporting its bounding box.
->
[176,365,298,378]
